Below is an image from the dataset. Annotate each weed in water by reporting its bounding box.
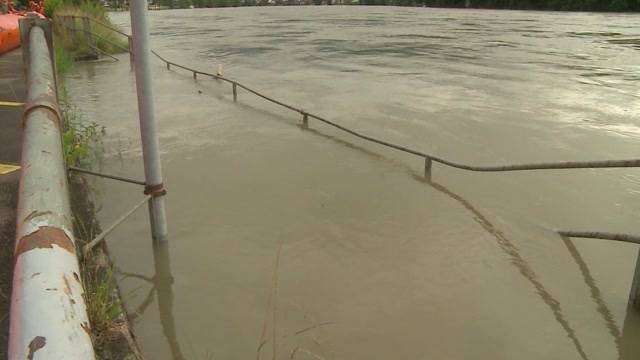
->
[54,41,73,79]
[58,87,106,168]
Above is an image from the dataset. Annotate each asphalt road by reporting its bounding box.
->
[0,48,24,358]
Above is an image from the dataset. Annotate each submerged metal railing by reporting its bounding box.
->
[59,16,640,309]
[152,49,640,174]
[150,50,640,309]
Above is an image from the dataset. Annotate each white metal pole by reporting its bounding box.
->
[9,21,95,359]
[129,0,168,241]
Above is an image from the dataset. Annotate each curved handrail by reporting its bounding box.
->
[77,15,131,38]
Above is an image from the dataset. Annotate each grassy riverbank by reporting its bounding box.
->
[50,1,128,66]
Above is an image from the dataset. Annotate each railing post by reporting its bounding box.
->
[69,15,76,38]
[232,83,237,102]
[302,112,308,129]
[424,156,432,181]
[630,249,640,310]
[10,16,95,359]
[127,35,134,63]
[193,71,197,80]
[81,17,96,57]
[62,16,69,35]
[130,0,169,241]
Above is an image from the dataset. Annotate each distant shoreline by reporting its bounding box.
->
[104,3,640,13]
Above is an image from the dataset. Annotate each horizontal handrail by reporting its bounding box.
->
[68,166,146,186]
[86,29,130,52]
[88,44,119,61]
[558,231,640,245]
[72,15,131,38]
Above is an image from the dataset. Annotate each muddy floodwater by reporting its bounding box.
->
[65,6,640,359]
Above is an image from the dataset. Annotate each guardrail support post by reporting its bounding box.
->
[10,17,96,359]
[81,17,96,57]
[630,250,640,310]
[193,71,197,80]
[127,36,134,63]
[69,15,76,38]
[232,83,237,102]
[130,0,169,241]
[302,112,308,129]
[424,157,432,181]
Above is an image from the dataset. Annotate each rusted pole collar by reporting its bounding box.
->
[22,98,62,128]
[144,183,167,197]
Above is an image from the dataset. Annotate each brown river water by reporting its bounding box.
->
[64,6,640,360]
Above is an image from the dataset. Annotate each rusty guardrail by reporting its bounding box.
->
[9,16,96,359]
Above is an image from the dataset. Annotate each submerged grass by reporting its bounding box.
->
[73,214,122,333]
[72,214,121,334]
[52,2,129,61]
[58,87,105,167]
[54,41,73,77]
[69,174,142,360]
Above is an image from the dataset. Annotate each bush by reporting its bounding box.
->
[44,0,67,17]
[79,0,107,19]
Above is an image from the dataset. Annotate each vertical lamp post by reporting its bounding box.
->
[129,0,168,241]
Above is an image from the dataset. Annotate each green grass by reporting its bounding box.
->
[76,224,122,334]
[54,41,73,77]
[68,168,144,359]
[44,0,66,18]
[51,2,129,60]
[58,87,105,168]
[69,179,136,359]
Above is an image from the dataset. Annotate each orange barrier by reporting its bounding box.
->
[0,13,21,55]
